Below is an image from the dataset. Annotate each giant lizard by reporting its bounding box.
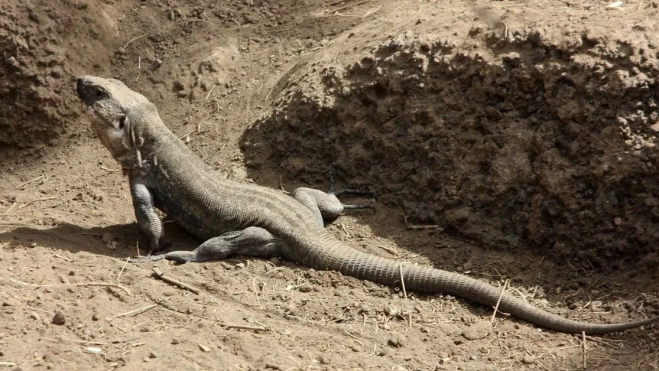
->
[76,75,659,335]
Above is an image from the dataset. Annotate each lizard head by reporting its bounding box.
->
[76,75,155,167]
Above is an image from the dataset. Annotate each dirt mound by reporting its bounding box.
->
[243,17,659,270]
[0,1,118,147]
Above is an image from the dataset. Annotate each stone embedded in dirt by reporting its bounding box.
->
[2,298,19,307]
[383,305,400,317]
[522,355,535,364]
[198,343,211,352]
[387,336,404,348]
[297,285,312,292]
[285,303,297,315]
[51,311,66,325]
[149,351,157,359]
[359,304,372,313]
[101,233,114,244]
[461,322,492,340]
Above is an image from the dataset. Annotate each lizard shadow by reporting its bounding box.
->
[236,95,659,311]
[2,205,658,339]
[0,221,198,260]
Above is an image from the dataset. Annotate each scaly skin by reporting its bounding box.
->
[76,75,659,335]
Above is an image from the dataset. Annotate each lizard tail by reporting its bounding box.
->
[295,232,659,335]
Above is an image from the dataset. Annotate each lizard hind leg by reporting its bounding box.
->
[161,227,283,264]
[293,186,375,227]
[327,172,376,213]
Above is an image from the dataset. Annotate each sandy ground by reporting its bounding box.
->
[2,0,659,370]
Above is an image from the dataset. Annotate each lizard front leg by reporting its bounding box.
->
[134,227,283,264]
[129,176,170,254]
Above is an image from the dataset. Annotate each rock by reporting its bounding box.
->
[461,322,491,340]
[359,304,372,313]
[297,285,312,293]
[387,336,404,348]
[198,343,210,352]
[52,311,66,325]
[2,298,19,307]
[522,355,535,364]
[383,305,400,317]
[101,233,114,244]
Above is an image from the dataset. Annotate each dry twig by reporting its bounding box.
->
[398,263,408,299]
[111,304,158,319]
[491,279,510,324]
[4,202,16,215]
[18,196,56,209]
[77,282,132,296]
[581,331,588,369]
[100,165,120,172]
[406,224,440,230]
[217,322,268,331]
[17,175,44,189]
[252,277,263,308]
[1,277,132,295]
[116,257,130,282]
[151,267,200,294]
[122,34,147,51]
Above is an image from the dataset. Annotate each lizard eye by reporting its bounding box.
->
[95,88,105,98]
[118,115,126,129]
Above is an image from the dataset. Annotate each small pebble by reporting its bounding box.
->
[387,336,403,348]
[101,233,114,244]
[522,355,535,364]
[2,298,19,307]
[462,322,491,340]
[52,311,66,325]
[384,305,400,316]
[285,303,297,315]
[297,285,312,293]
[198,343,210,352]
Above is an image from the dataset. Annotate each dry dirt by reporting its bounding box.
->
[2,0,659,370]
